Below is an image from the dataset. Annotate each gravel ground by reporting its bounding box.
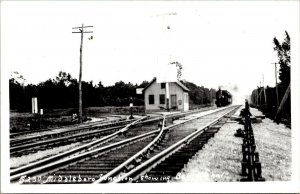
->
[175,107,291,182]
[10,142,81,169]
[175,122,243,182]
[250,108,291,181]
[10,115,142,169]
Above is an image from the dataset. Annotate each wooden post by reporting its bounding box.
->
[272,63,280,108]
[263,74,267,105]
[275,84,290,120]
[129,97,134,119]
[166,82,170,111]
[259,81,262,106]
[31,97,38,114]
[256,88,264,107]
[72,24,93,123]
[275,63,279,108]
[79,24,83,123]
[256,87,259,107]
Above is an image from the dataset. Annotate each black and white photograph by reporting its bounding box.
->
[1,0,300,193]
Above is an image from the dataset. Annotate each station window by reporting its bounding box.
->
[149,95,154,105]
[161,83,166,89]
[159,94,165,104]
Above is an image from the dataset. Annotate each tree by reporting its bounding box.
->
[181,81,213,105]
[9,70,216,110]
[273,31,290,87]
[10,71,26,86]
[9,75,25,110]
[55,71,72,86]
[138,81,150,88]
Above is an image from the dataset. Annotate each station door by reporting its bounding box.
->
[171,94,177,108]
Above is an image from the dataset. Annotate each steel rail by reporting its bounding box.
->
[11,106,212,146]
[91,105,239,183]
[112,106,240,183]
[93,116,166,183]
[10,118,132,145]
[10,115,166,150]
[10,116,148,179]
[11,106,231,183]
[10,117,162,155]
[11,130,158,182]
[10,116,126,138]
[10,111,190,156]
[10,124,125,153]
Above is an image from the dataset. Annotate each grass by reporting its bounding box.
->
[10,106,146,132]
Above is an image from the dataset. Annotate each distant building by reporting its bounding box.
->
[143,77,190,112]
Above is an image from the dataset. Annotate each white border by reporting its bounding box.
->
[1,0,300,193]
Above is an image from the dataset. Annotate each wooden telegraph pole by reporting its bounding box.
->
[72,24,93,123]
[256,87,259,107]
[275,83,290,120]
[262,74,268,105]
[271,62,279,108]
[259,81,262,106]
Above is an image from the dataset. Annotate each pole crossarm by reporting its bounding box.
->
[72,26,94,29]
[72,31,93,33]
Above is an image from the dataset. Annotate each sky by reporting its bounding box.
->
[1,1,299,103]
[1,2,300,192]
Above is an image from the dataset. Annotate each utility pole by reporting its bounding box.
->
[256,87,259,107]
[275,83,290,120]
[259,81,262,106]
[72,24,93,123]
[271,62,279,108]
[263,74,267,105]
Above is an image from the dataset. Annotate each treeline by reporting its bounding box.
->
[250,31,290,126]
[10,71,148,111]
[181,81,216,105]
[10,71,216,112]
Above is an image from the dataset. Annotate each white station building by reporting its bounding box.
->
[143,77,190,113]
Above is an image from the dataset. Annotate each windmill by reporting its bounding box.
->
[155,12,178,111]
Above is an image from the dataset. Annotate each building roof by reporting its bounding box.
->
[143,77,190,92]
[176,80,190,92]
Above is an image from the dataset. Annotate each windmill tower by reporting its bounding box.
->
[155,12,178,111]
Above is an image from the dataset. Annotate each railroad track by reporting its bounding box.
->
[11,117,162,183]
[10,115,126,139]
[99,105,240,183]
[11,105,239,184]
[10,116,170,157]
[10,119,139,157]
[10,107,215,157]
[10,117,133,147]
